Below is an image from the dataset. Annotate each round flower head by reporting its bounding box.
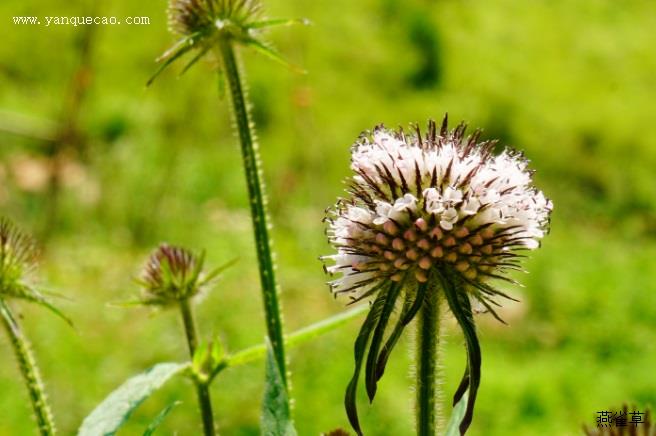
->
[324,116,551,309]
[323,116,552,435]
[140,244,206,306]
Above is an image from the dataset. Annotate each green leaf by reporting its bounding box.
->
[198,257,239,287]
[260,341,296,436]
[344,288,389,436]
[142,401,181,436]
[445,390,469,436]
[365,281,402,401]
[242,37,306,74]
[440,271,481,435]
[146,41,194,87]
[78,362,187,436]
[210,305,367,382]
[193,341,210,372]
[248,18,311,29]
[375,282,428,381]
[21,288,74,327]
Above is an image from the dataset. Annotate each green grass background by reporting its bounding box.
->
[1,0,655,434]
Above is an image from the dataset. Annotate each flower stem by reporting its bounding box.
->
[217,38,288,389]
[0,299,56,435]
[179,299,216,436]
[415,291,440,436]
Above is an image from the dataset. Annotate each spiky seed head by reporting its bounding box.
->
[150,0,305,86]
[0,218,38,299]
[139,244,209,306]
[168,0,262,39]
[323,116,552,312]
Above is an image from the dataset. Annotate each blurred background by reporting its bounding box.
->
[1,0,655,434]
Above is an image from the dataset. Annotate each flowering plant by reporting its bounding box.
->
[324,116,552,435]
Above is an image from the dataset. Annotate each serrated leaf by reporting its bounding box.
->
[142,401,181,436]
[78,362,187,436]
[445,390,469,436]
[260,341,296,436]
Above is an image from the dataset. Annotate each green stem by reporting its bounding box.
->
[217,38,288,389]
[416,292,440,436]
[179,300,216,436]
[0,299,56,435]
[210,304,367,382]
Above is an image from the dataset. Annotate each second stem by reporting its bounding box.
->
[218,38,288,388]
[180,299,216,436]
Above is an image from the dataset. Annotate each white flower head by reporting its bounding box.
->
[324,117,552,436]
[323,116,552,307]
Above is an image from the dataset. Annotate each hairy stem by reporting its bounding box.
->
[415,292,440,436]
[0,299,56,435]
[179,299,216,436]
[218,38,288,389]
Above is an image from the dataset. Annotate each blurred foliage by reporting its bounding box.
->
[0,0,655,434]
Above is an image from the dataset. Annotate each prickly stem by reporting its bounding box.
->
[415,290,440,436]
[217,38,290,394]
[0,299,56,435]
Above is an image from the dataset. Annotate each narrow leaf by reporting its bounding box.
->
[198,257,239,287]
[365,282,402,401]
[452,367,469,407]
[261,341,297,436]
[212,305,367,381]
[375,282,428,381]
[248,18,311,29]
[440,271,481,435]
[78,362,187,436]
[179,45,210,77]
[142,401,181,436]
[244,37,306,74]
[146,44,194,87]
[445,391,469,436]
[21,290,74,327]
[345,288,388,436]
